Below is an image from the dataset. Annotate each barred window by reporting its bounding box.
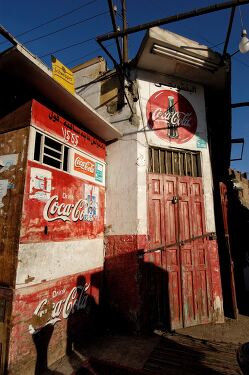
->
[34,132,69,172]
[149,147,201,177]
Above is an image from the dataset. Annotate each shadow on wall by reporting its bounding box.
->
[103,250,173,334]
[66,275,99,355]
[31,251,232,375]
[227,182,249,315]
[74,251,230,375]
[32,272,102,374]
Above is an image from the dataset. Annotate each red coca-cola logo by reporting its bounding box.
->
[43,195,86,222]
[28,284,90,334]
[146,90,197,144]
[74,153,95,177]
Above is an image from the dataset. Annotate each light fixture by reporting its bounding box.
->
[151,44,218,72]
[239,29,249,54]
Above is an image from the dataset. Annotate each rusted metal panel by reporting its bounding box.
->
[0,127,29,286]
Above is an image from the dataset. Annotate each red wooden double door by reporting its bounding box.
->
[148,173,212,329]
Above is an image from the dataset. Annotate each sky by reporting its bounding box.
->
[1,0,249,174]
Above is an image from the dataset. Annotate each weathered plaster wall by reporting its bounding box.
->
[5,100,107,374]
[16,239,104,287]
[105,135,138,235]
[0,127,29,286]
[9,268,102,375]
[136,70,216,233]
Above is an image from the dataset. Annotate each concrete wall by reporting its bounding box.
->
[104,69,224,330]
[5,101,106,374]
[70,60,224,330]
[0,127,29,287]
[135,70,216,233]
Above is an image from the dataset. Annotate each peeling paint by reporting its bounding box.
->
[213,295,224,323]
[0,179,8,207]
[25,275,35,284]
[214,295,222,311]
[0,154,18,173]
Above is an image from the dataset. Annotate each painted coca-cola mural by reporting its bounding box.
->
[9,270,101,366]
[5,100,107,373]
[19,100,106,242]
[146,89,197,144]
[21,161,104,242]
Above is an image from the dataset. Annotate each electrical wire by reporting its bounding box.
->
[65,42,115,65]
[23,11,109,45]
[39,36,96,58]
[76,71,117,90]
[6,0,98,39]
[239,6,245,30]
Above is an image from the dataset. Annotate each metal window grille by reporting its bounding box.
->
[34,131,69,171]
[149,147,201,177]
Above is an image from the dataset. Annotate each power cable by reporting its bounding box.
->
[3,0,98,40]
[76,71,117,90]
[39,36,96,58]
[65,42,115,65]
[23,11,108,45]
[239,5,245,30]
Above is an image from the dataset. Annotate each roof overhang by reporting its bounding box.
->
[134,27,229,89]
[0,45,122,141]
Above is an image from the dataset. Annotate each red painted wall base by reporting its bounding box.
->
[104,234,224,332]
[8,268,102,375]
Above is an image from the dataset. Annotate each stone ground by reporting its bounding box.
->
[50,314,249,374]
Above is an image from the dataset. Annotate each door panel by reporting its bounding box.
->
[165,248,182,329]
[191,178,211,324]
[148,173,212,329]
[148,175,165,248]
[163,176,182,329]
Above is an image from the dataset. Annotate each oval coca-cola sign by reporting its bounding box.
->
[146,90,197,144]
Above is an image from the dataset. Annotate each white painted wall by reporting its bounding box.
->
[16,238,104,287]
[105,132,138,235]
[135,70,216,233]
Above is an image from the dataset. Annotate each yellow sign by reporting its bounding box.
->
[51,56,75,95]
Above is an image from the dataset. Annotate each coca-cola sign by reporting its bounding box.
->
[43,195,85,222]
[146,90,197,144]
[74,153,95,177]
[28,284,90,334]
[21,161,104,243]
[43,193,98,222]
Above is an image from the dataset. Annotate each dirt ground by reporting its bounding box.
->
[51,314,249,374]
[176,314,249,345]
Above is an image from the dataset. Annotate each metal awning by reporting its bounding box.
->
[0,44,122,141]
[134,27,229,90]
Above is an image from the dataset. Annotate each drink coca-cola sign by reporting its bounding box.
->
[21,161,104,242]
[28,283,90,334]
[43,193,98,222]
[146,90,197,144]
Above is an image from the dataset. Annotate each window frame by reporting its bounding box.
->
[33,131,69,172]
